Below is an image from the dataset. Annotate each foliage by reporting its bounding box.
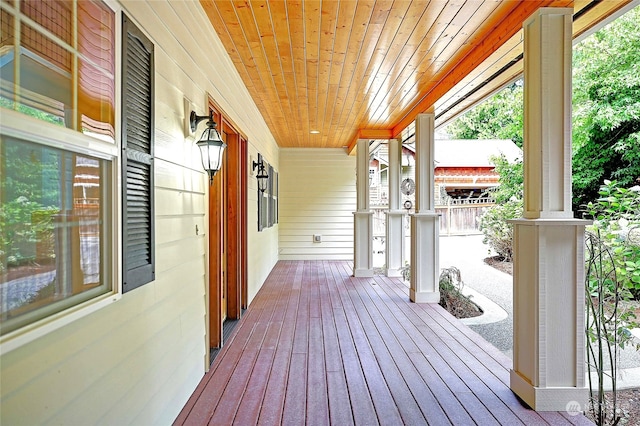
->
[1,139,60,206]
[438,266,482,319]
[0,197,58,271]
[1,139,61,273]
[582,180,640,298]
[445,81,523,148]
[0,97,65,127]
[477,198,522,262]
[572,6,640,211]
[583,181,639,425]
[478,154,524,261]
[486,154,523,204]
[585,230,639,426]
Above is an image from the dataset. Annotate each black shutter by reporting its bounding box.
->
[122,14,154,293]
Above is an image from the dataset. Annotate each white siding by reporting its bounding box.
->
[279,149,356,260]
[0,1,279,424]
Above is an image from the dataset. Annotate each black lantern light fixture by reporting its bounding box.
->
[252,155,269,193]
[190,110,227,184]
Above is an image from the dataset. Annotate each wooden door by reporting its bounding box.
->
[208,102,248,350]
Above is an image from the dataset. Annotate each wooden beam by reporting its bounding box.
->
[392,0,571,135]
[346,128,394,155]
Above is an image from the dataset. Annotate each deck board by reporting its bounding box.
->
[175,260,593,425]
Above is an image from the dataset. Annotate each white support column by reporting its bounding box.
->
[410,112,439,303]
[353,139,374,277]
[386,136,404,277]
[510,7,590,411]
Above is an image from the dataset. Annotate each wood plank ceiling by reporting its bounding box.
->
[200,0,633,152]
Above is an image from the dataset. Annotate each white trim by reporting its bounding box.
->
[573,0,639,44]
[0,109,118,158]
[0,292,121,355]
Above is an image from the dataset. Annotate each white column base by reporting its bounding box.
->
[509,218,590,411]
[353,211,374,277]
[386,269,402,278]
[409,288,440,303]
[410,212,440,303]
[354,268,375,278]
[385,210,405,277]
[511,370,589,412]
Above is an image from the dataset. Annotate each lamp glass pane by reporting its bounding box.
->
[197,138,226,175]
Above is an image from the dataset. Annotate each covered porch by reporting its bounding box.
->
[175,261,591,425]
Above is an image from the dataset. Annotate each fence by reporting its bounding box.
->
[372,200,493,237]
[436,203,491,235]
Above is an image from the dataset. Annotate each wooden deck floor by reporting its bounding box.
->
[174,261,592,425]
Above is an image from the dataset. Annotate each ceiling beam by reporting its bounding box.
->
[346,128,394,155]
[391,0,571,136]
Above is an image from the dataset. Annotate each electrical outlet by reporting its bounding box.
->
[313,234,322,243]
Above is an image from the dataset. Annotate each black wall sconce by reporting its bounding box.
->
[252,154,269,193]
[190,110,226,184]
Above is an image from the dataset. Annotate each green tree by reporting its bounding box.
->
[487,154,523,204]
[445,81,523,148]
[572,6,640,211]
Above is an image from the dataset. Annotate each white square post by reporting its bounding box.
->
[386,136,405,277]
[353,139,374,277]
[410,112,439,303]
[510,7,590,411]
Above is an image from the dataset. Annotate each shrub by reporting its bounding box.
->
[478,198,523,261]
[583,180,640,298]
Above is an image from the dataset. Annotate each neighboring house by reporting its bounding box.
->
[369,139,522,206]
[433,139,522,202]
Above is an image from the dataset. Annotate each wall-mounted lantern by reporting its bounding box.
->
[190,110,226,184]
[252,154,269,193]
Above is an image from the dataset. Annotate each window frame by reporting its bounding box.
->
[0,0,123,354]
[0,108,121,355]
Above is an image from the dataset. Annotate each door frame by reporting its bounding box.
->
[206,97,248,354]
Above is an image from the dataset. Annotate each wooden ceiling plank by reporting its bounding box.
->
[269,0,305,144]
[350,1,427,131]
[322,0,358,147]
[315,0,339,147]
[204,1,262,100]
[390,2,511,125]
[332,0,395,143]
[332,0,380,148]
[304,0,321,142]
[223,0,288,131]
[374,0,465,120]
[326,0,376,147]
[372,0,507,128]
[251,0,296,140]
[204,0,289,145]
[332,0,401,147]
[286,0,310,147]
[355,0,459,130]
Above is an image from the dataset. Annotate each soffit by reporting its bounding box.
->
[200,0,633,151]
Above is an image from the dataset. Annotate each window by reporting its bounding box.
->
[0,136,113,336]
[0,0,115,142]
[0,0,117,343]
[268,166,278,227]
[121,13,154,292]
[258,159,278,231]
